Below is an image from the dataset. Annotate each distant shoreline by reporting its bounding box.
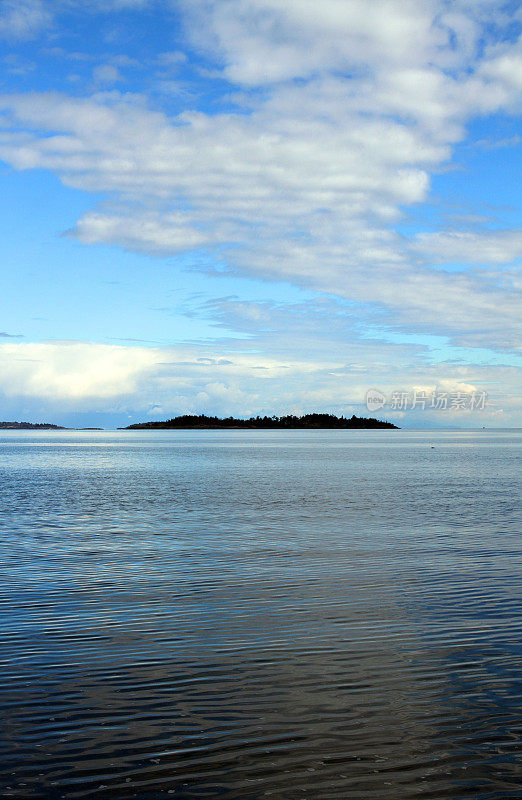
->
[0,423,103,430]
[0,422,67,430]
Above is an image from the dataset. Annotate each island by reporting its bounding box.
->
[0,421,67,430]
[122,413,398,430]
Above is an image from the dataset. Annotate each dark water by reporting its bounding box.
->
[1,429,521,799]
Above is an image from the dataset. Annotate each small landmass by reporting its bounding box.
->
[123,413,399,430]
[0,421,67,430]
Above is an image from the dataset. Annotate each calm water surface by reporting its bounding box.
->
[0,429,521,799]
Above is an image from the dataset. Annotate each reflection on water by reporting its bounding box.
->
[0,429,521,799]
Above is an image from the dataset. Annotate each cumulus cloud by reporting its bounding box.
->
[0,342,158,399]
[0,80,519,351]
[0,0,521,373]
[180,0,475,86]
[0,310,518,425]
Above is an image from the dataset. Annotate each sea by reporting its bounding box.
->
[0,428,521,799]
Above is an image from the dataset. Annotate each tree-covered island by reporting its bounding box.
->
[123,413,398,430]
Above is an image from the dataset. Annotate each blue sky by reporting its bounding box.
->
[0,0,521,427]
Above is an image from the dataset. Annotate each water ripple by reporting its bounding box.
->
[1,429,521,799]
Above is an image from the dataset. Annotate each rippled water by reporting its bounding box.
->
[1,429,521,799]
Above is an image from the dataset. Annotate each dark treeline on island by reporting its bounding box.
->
[0,421,66,430]
[123,413,398,430]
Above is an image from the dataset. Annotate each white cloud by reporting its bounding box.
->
[72,208,214,252]
[92,64,122,85]
[181,0,443,86]
[480,42,522,97]
[0,0,521,369]
[413,230,522,264]
[0,319,518,425]
[180,0,520,91]
[0,0,154,42]
[0,342,158,399]
[0,0,52,40]
[475,134,521,150]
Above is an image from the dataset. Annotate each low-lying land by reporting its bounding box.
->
[0,421,66,430]
[123,413,398,430]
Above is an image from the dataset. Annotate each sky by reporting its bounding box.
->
[0,0,521,428]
